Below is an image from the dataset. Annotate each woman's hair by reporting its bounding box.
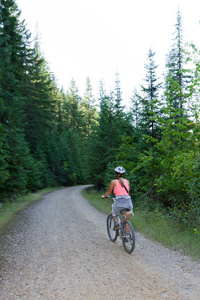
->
[116,172,124,187]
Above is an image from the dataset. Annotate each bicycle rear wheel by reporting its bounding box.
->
[122,220,135,254]
[107,213,118,242]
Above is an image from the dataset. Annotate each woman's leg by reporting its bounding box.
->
[125,211,132,220]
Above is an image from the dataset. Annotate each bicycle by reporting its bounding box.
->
[106,196,135,254]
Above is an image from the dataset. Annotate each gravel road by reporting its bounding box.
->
[0,185,199,300]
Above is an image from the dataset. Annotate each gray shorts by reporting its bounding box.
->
[112,196,133,218]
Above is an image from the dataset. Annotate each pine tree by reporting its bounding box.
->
[160,9,192,155]
[164,9,191,117]
[130,89,141,129]
[140,48,162,139]
[58,80,85,184]
[80,77,98,137]
[87,76,132,188]
[0,0,39,197]
[118,50,162,200]
[64,79,83,132]
[155,10,194,208]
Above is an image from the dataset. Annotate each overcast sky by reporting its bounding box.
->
[16,0,200,106]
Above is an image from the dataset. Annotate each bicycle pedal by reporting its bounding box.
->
[113,222,119,230]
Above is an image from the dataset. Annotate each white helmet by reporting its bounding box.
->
[114,166,125,174]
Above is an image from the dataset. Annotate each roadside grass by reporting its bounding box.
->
[0,188,58,231]
[82,186,200,260]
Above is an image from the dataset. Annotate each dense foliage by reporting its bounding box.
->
[0,2,199,232]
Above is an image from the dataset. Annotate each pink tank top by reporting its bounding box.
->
[114,179,129,196]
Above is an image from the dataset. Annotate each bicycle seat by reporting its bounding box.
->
[120,208,130,213]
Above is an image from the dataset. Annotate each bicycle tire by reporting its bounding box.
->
[122,220,135,254]
[107,213,118,242]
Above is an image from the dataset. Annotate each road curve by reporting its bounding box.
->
[0,185,199,299]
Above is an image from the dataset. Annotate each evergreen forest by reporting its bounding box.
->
[0,1,200,233]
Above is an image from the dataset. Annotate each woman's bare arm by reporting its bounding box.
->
[102,180,116,198]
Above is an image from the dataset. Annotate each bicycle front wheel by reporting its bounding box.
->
[107,213,118,242]
[122,220,135,254]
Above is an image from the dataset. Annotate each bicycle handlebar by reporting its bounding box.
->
[103,196,115,200]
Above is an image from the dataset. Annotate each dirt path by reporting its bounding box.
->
[0,186,199,299]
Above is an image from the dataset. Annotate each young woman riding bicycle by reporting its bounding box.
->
[102,166,133,229]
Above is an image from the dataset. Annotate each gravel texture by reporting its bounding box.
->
[0,185,199,300]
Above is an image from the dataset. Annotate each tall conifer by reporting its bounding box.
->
[0,0,37,197]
